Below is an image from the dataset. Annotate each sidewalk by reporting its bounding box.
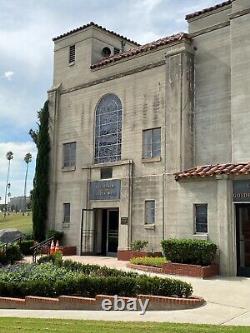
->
[8,255,250,326]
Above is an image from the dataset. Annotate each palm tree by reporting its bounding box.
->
[4,151,14,218]
[23,153,32,214]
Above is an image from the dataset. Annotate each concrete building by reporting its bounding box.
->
[47,0,250,276]
[9,196,30,212]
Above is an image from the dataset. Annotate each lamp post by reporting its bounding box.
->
[4,151,13,218]
[23,153,32,214]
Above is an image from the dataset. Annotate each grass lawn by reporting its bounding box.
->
[0,319,248,333]
[0,213,32,234]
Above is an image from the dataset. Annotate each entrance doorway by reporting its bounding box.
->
[106,209,119,256]
[95,208,119,256]
[236,204,250,276]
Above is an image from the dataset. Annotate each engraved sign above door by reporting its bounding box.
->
[89,179,121,201]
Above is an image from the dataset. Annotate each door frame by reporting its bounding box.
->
[106,208,119,256]
[235,203,250,276]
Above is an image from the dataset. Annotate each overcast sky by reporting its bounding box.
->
[0,0,221,203]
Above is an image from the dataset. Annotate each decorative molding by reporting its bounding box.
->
[229,7,250,20]
[190,21,230,38]
[61,61,165,95]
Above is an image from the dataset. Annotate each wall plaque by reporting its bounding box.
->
[233,180,250,202]
[90,179,121,201]
[121,217,128,225]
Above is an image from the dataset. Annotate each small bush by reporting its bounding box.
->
[6,244,23,264]
[0,244,23,265]
[38,252,63,266]
[47,230,64,243]
[130,240,148,252]
[130,256,167,267]
[23,233,34,241]
[161,239,217,266]
[19,240,34,256]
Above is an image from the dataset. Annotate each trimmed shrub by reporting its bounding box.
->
[130,240,148,251]
[0,244,23,265]
[19,240,34,256]
[5,244,23,264]
[47,230,64,243]
[42,257,138,278]
[0,262,193,298]
[161,239,217,266]
[24,233,34,241]
[130,256,167,267]
[38,252,63,266]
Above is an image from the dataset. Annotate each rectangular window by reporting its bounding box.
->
[143,128,161,159]
[63,142,76,168]
[63,203,70,223]
[69,45,75,63]
[145,200,155,224]
[101,167,113,179]
[194,204,208,233]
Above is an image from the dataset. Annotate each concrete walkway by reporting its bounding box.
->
[3,255,250,326]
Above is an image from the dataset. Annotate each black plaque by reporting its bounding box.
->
[90,179,121,201]
[233,180,250,202]
[121,217,128,225]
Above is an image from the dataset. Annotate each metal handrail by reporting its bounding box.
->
[10,236,23,245]
[31,236,54,263]
[0,236,23,255]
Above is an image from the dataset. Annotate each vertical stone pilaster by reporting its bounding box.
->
[165,43,194,174]
[47,84,61,232]
[216,175,236,276]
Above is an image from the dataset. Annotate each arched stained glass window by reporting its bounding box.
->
[95,94,122,164]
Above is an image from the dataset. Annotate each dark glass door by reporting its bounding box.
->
[236,204,250,276]
[106,210,119,255]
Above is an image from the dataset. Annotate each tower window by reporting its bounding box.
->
[102,47,111,58]
[69,45,75,63]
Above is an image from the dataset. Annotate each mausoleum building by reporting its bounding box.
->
[47,0,250,276]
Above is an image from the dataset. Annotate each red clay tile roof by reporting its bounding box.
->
[175,162,250,180]
[90,32,191,69]
[52,22,140,46]
[185,0,232,20]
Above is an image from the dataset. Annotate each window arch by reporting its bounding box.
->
[95,94,122,164]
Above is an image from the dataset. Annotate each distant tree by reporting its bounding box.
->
[29,100,50,241]
[23,153,32,214]
[4,151,14,218]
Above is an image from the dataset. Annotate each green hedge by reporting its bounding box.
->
[0,261,193,298]
[39,256,138,278]
[19,240,34,256]
[46,230,64,242]
[161,239,217,266]
[130,256,167,267]
[0,244,23,265]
